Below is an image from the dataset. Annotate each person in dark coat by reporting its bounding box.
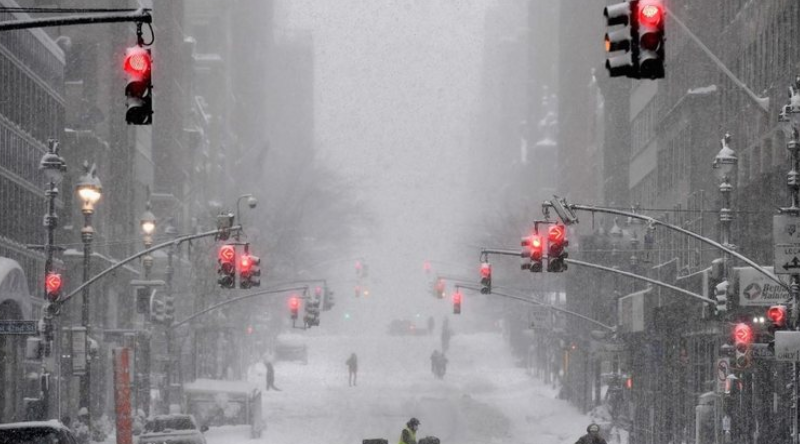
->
[399,417,420,444]
[575,423,607,444]
[265,360,281,391]
[346,353,358,386]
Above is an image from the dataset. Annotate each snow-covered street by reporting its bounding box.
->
[204,329,590,444]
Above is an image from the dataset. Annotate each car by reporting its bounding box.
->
[139,414,208,444]
[0,420,78,444]
[274,333,308,364]
[387,319,426,336]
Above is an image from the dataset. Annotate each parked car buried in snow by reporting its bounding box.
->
[0,420,78,444]
[138,414,208,444]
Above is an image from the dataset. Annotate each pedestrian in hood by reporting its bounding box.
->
[575,423,607,444]
[399,417,420,444]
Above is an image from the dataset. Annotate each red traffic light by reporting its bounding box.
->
[767,305,788,327]
[548,225,565,244]
[733,323,753,344]
[289,296,300,310]
[240,254,252,273]
[45,272,62,300]
[531,235,542,249]
[638,2,663,26]
[124,46,152,78]
[480,262,491,279]
[219,245,235,263]
[453,291,462,304]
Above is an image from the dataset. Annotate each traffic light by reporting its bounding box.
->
[604,0,637,78]
[453,291,462,315]
[305,298,321,327]
[547,224,568,272]
[767,305,788,332]
[151,298,165,324]
[480,262,492,294]
[635,0,665,79]
[45,272,62,302]
[217,245,236,288]
[239,254,261,289]
[322,288,335,311]
[164,293,174,324]
[123,44,153,125]
[732,322,753,369]
[714,281,729,316]
[433,278,446,298]
[289,295,300,320]
[529,234,544,272]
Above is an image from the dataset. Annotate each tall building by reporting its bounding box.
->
[0,1,65,422]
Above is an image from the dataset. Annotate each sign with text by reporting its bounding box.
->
[0,320,37,335]
[774,215,800,275]
[530,308,552,330]
[715,358,729,393]
[71,327,87,375]
[737,266,789,306]
[775,331,800,362]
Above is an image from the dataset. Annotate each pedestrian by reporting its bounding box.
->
[399,417,420,444]
[74,408,90,444]
[430,350,440,376]
[346,352,358,386]
[265,360,281,391]
[437,353,448,379]
[575,423,608,444]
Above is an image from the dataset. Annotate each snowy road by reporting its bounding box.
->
[204,329,590,444]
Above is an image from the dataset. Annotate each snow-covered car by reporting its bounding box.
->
[274,333,308,363]
[0,420,78,444]
[138,414,208,444]
[387,319,426,336]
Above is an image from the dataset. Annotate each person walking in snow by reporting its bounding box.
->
[430,350,440,376]
[399,417,420,444]
[575,423,608,444]
[265,360,281,391]
[346,353,358,386]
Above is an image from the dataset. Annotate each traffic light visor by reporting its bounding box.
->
[605,28,632,52]
[604,2,631,26]
[124,46,151,78]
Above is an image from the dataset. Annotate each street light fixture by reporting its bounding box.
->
[712,133,738,252]
[75,161,102,427]
[140,202,156,279]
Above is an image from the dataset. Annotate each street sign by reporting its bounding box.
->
[752,343,775,360]
[0,320,37,335]
[737,266,789,306]
[776,331,800,362]
[774,215,800,275]
[71,327,87,375]
[530,308,552,330]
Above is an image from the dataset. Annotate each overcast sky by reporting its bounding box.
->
[275,1,495,324]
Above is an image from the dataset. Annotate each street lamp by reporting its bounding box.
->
[235,194,258,239]
[163,220,178,407]
[140,202,156,279]
[779,76,800,213]
[38,139,66,419]
[712,133,738,254]
[75,161,102,426]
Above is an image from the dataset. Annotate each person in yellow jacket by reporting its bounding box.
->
[399,417,420,444]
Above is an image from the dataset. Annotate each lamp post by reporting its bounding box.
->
[628,205,645,291]
[75,161,102,426]
[712,133,738,260]
[138,202,156,416]
[38,139,66,419]
[163,221,178,407]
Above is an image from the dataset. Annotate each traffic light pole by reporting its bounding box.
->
[481,248,714,305]
[57,226,242,306]
[457,284,615,332]
[168,286,309,330]
[543,201,788,292]
[663,6,769,112]
[0,8,151,32]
